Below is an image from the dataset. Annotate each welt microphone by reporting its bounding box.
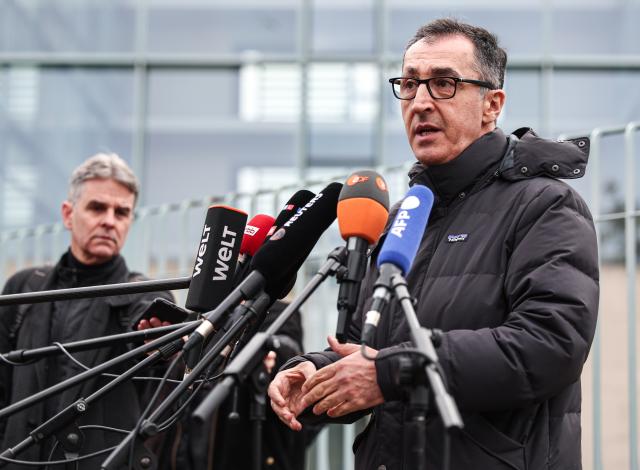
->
[195,191,317,374]
[183,182,342,352]
[361,184,434,346]
[335,170,390,343]
[185,205,248,313]
[182,205,246,370]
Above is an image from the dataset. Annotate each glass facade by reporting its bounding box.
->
[1,0,639,230]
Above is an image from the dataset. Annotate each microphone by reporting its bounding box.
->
[254,182,341,300]
[335,171,389,343]
[205,192,318,358]
[361,185,434,346]
[185,205,248,313]
[232,188,317,286]
[232,214,276,286]
[188,214,274,376]
[267,189,316,239]
[183,182,342,352]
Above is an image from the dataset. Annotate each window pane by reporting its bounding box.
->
[0,0,136,53]
[500,71,541,134]
[551,71,640,135]
[551,5,640,54]
[147,1,298,54]
[311,1,375,55]
[387,6,544,56]
[145,68,297,205]
[0,67,135,229]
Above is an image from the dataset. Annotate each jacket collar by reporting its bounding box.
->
[409,128,508,205]
[407,127,590,205]
[55,250,127,288]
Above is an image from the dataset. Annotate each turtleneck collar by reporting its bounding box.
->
[409,128,508,206]
[56,249,125,287]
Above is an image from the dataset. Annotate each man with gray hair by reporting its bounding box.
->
[0,153,173,469]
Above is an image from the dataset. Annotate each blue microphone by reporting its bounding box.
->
[361,185,434,345]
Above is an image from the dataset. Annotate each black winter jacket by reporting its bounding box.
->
[0,252,173,470]
[295,128,599,470]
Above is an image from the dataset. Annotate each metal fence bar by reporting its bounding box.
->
[625,122,640,470]
[590,128,604,470]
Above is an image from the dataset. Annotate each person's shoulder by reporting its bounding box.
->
[2,265,52,294]
[500,177,594,231]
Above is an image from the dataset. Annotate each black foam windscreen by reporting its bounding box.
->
[251,182,342,299]
[185,205,247,312]
[267,189,316,239]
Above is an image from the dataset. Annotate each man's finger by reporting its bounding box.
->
[311,389,345,416]
[327,335,360,356]
[271,400,303,431]
[327,399,356,418]
[301,365,336,394]
[301,375,339,410]
[268,379,289,407]
[137,319,150,330]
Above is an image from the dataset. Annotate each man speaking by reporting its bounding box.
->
[269,18,599,470]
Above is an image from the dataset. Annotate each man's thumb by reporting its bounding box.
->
[327,335,360,356]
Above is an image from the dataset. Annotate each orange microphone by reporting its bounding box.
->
[335,170,390,342]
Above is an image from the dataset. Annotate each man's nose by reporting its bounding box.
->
[412,83,435,111]
[101,209,116,227]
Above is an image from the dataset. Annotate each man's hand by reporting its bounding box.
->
[300,336,383,418]
[268,361,317,431]
[137,316,172,355]
[137,316,171,331]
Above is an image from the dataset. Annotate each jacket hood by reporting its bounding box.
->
[498,127,589,181]
[408,127,590,199]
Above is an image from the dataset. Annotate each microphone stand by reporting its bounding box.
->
[0,321,200,421]
[335,238,368,342]
[0,338,183,468]
[190,246,348,433]
[0,276,190,306]
[100,293,273,470]
[387,268,463,470]
[2,322,194,363]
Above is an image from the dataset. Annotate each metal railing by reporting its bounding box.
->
[559,122,640,470]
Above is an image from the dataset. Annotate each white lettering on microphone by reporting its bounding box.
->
[284,192,324,228]
[192,224,211,277]
[390,210,410,238]
[212,226,238,281]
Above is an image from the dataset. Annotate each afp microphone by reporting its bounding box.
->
[183,182,341,352]
[335,171,389,343]
[185,205,247,312]
[361,185,434,346]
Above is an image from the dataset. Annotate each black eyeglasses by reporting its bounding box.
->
[389,76,496,100]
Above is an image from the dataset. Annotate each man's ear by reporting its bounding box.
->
[61,201,73,230]
[483,89,506,126]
